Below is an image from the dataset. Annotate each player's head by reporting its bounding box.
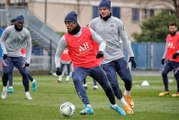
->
[169,22,177,36]
[99,0,111,19]
[14,15,24,31]
[64,11,79,34]
[10,18,16,25]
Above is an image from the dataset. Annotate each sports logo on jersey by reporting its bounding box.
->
[79,42,90,53]
[167,42,174,48]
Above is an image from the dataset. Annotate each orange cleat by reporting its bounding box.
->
[124,93,134,108]
[124,105,134,114]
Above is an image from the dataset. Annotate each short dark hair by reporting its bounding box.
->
[169,22,177,27]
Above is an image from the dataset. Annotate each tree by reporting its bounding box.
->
[132,12,179,42]
[163,0,179,18]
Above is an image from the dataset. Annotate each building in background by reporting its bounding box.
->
[27,0,174,40]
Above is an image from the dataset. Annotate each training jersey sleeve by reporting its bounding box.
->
[55,35,67,68]
[0,28,9,55]
[162,39,168,59]
[25,30,32,63]
[118,21,134,57]
[89,28,106,52]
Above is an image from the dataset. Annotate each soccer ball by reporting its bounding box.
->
[59,102,75,117]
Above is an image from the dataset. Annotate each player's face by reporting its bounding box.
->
[14,21,24,31]
[65,21,77,32]
[99,7,111,18]
[169,25,177,34]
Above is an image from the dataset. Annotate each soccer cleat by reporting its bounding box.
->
[110,104,126,116]
[93,85,98,90]
[7,87,14,93]
[83,84,88,90]
[32,79,37,91]
[159,91,170,96]
[80,106,94,115]
[172,92,179,97]
[124,105,134,114]
[57,76,62,83]
[66,76,70,82]
[1,87,7,99]
[123,93,134,108]
[26,94,33,100]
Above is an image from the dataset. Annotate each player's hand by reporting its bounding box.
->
[96,51,104,59]
[172,53,179,59]
[25,62,30,67]
[3,54,7,60]
[56,67,62,76]
[129,57,136,69]
[161,59,165,65]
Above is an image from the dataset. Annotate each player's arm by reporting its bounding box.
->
[118,21,134,57]
[55,35,67,68]
[89,28,106,52]
[25,31,32,64]
[0,29,9,55]
[162,40,167,59]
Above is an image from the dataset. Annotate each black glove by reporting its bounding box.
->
[3,54,7,60]
[96,51,104,59]
[25,62,30,67]
[172,53,179,59]
[161,59,165,65]
[56,67,62,76]
[129,57,136,69]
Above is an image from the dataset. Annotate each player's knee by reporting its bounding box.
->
[162,71,168,76]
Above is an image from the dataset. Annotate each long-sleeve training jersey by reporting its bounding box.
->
[55,27,106,68]
[0,25,32,63]
[89,16,134,64]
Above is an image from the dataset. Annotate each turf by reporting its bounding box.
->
[0,75,179,120]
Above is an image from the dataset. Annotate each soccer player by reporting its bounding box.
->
[0,15,33,100]
[55,11,126,116]
[159,22,179,97]
[57,48,72,82]
[89,0,136,114]
[7,48,37,93]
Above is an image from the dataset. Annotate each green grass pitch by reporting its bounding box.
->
[0,75,179,120]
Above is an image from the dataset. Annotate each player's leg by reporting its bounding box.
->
[26,71,37,91]
[14,57,32,100]
[1,57,13,99]
[65,63,71,82]
[172,61,179,97]
[102,61,132,114]
[93,79,98,90]
[83,78,87,89]
[72,67,93,115]
[90,66,126,115]
[159,61,173,96]
[115,58,134,108]
[7,71,14,93]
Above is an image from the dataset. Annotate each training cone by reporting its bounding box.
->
[141,80,150,86]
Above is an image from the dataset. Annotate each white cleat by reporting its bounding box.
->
[93,85,98,90]
[1,87,7,99]
[26,92,33,100]
[66,76,70,82]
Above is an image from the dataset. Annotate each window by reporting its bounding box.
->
[92,6,99,18]
[112,7,120,18]
[132,8,139,21]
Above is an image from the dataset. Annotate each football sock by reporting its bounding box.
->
[120,97,128,106]
[125,90,130,96]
